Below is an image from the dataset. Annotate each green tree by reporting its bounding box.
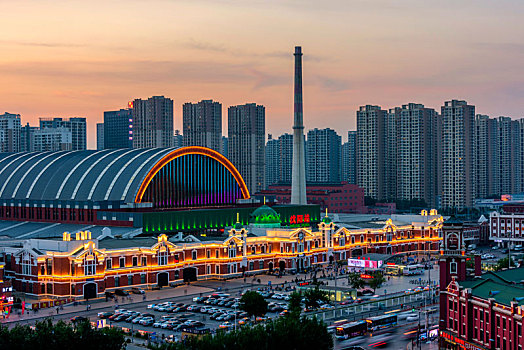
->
[150,313,333,350]
[287,291,303,318]
[303,286,329,310]
[368,271,386,292]
[496,257,515,271]
[347,272,365,290]
[240,291,268,320]
[0,318,125,350]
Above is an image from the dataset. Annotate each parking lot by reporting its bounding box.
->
[98,290,295,341]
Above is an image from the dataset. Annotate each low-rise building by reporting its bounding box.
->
[0,209,443,300]
[259,182,365,213]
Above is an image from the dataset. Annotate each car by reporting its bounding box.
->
[71,316,88,323]
[340,300,353,305]
[238,317,251,325]
[131,287,145,294]
[223,314,235,321]
[114,289,129,296]
[97,312,113,319]
[152,285,162,290]
[210,312,223,320]
[192,306,202,313]
[492,246,500,250]
[219,321,233,329]
[406,315,419,322]
[153,321,165,328]
[140,319,155,326]
[147,304,156,309]
[216,314,227,321]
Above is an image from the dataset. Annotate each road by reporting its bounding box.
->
[3,268,441,349]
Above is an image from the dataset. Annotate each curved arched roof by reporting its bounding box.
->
[0,148,182,203]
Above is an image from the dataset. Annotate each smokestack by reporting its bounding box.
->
[290,46,307,205]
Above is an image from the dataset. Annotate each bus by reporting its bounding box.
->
[403,265,424,276]
[384,264,404,276]
[366,314,398,332]
[335,321,367,340]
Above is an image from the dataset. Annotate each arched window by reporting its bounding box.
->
[22,253,32,275]
[84,254,96,276]
[158,246,168,266]
[229,241,237,258]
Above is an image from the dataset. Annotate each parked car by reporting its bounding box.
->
[131,287,145,294]
[71,316,88,323]
[115,289,129,296]
[97,312,113,319]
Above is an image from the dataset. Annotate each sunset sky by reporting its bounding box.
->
[2,0,523,148]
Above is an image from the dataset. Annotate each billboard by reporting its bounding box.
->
[347,258,383,269]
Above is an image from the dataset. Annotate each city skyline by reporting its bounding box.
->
[1,0,523,148]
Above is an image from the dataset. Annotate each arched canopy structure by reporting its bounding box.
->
[0,147,249,209]
[135,146,250,208]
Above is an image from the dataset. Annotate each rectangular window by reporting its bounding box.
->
[259,261,264,270]
[142,256,147,266]
[215,250,219,258]
[128,275,133,286]
[106,259,112,270]
[215,266,219,274]
[141,274,146,284]
[207,250,210,259]
[251,246,256,254]
[119,257,125,268]
[192,251,197,260]
[115,276,120,287]
[132,257,138,267]
[174,254,179,262]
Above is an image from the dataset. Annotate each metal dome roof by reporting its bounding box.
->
[0,148,174,203]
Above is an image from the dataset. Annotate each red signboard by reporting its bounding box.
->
[290,214,310,225]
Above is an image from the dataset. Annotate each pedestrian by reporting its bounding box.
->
[56,307,59,314]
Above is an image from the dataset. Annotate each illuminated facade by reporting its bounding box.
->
[1,211,444,299]
[0,262,13,314]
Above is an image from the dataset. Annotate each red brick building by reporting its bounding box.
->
[258,182,365,213]
[440,217,524,349]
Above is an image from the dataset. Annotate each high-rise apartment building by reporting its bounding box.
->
[39,117,86,150]
[221,136,228,157]
[341,131,358,185]
[394,103,439,207]
[279,133,294,184]
[441,100,476,209]
[0,112,21,153]
[182,99,222,152]
[33,127,72,151]
[265,135,280,187]
[96,123,104,150]
[306,128,341,183]
[173,130,183,149]
[20,123,38,152]
[132,96,173,148]
[357,105,387,200]
[228,103,265,194]
[475,115,497,198]
[497,117,521,194]
[346,131,357,184]
[103,109,133,149]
